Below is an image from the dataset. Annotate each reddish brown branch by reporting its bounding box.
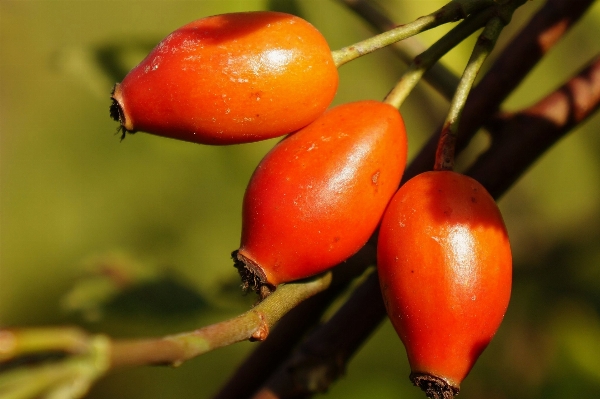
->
[251,270,385,399]
[469,54,600,198]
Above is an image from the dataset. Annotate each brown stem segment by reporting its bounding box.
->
[250,270,387,399]
[434,126,458,171]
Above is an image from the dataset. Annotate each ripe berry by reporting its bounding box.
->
[377,171,512,398]
[110,11,338,145]
[234,100,407,297]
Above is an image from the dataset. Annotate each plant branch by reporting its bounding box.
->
[249,51,600,399]
[338,0,460,100]
[384,6,496,109]
[434,15,507,171]
[406,0,595,177]
[0,333,110,399]
[110,271,332,368]
[0,273,332,399]
[217,0,594,396]
[331,0,495,67]
[251,269,384,399]
[0,328,92,362]
[213,243,376,399]
[469,54,600,198]
[241,1,598,396]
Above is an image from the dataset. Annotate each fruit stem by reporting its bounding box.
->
[434,14,507,171]
[383,6,496,109]
[340,0,460,101]
[331,0,495,68]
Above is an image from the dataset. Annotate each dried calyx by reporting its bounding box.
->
[231,250,275,300]
[410,373,459,399]
[109,84,134,140]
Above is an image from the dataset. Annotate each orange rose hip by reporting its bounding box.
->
[235,101,408,296]
[110,11,338,145]
[377,171,512,398]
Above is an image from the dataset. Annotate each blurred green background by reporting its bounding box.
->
[1,0,600,398]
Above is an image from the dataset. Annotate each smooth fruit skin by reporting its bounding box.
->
[377,171,512,395]
[110,11,338,145]
[236,100,407,289]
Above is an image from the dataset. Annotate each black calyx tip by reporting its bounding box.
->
[231,250,275,301]
[110,83,136,141]
[109,96,121,123]
[109,97,135,141]
[109,99,126,140]
[410,372,459,399]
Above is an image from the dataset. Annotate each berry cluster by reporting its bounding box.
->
[111,11,512,399]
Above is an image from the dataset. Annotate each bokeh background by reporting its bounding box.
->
[1,0,600,398]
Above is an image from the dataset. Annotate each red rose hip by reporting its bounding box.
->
[234,100,407,297]
[377,171,512,398]
[110,11,338,145]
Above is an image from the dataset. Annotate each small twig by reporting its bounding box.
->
[0,328,91,363]
[405,0,595,177]
[110,272,332,368]
[0,334,110,399]
[339,0,460,101]
[0,273,332,399]
[384,7,496,109]
[331,0,495,67]
[434,15,507,171]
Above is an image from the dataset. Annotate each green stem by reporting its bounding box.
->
[383,6,497,109]
[0,335,110,399]
[110,271,332,368]
[0,328,91,362]
[331,0,495,67]
[338,0,461,101]
[0,273,331,398]
[434,15,508,171]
